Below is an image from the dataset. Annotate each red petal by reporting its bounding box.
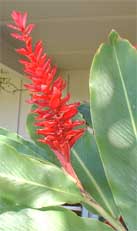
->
[49,87,61,109]
[11,33,24,41]
[43,59,51,71]
[69,129,85,147]
[11,11,20,23]
[72,120,85,127]
[50,97,60,109]
[34,40,43,54]
[26,37,32,50]
[53,77,66,90]
[37,127,55,134]
[50,66,57,77]
[7,24,20,31]
[19,59,30,66]
[36,47,43,61]
[63,107,77,120]
[25,24,35,35]
[60,94,70,106]
[35,120,56,127]
[16,48,28,55]
[39,54,47,66]
[22,12,28,28]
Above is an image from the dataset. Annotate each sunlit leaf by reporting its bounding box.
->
[0,142,82,208]
[0,207,114,231]
[89,30,137,230]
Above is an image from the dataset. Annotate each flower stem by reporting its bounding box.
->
[53,149,84,191]
[83,191,127,231]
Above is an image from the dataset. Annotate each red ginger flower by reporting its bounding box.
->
[8,11,85,180]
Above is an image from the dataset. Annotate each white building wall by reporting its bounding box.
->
[0,63,23,133]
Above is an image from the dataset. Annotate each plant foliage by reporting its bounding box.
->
[0,11,136,231]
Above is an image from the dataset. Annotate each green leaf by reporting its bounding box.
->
[78,103,92,127]
[0,134,44,162]
[72,128,119,218]
[0,207,114,231]
[89,30,137,230]
[0,142,82,208]
[0,198,21,214]
[0,127,58,164]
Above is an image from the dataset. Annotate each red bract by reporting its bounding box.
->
[8,11,85,179]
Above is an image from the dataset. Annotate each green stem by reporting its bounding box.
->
[83,191,126,231]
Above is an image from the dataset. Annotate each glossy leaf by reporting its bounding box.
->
[0,127,59,166]
[78,103,92,127]
[0,198,22,214]
[0,142,82,208]
[72,127,119,218]
[89,31,137,230]
[0,207,114,231]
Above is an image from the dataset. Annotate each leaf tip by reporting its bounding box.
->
[109,30,119,45]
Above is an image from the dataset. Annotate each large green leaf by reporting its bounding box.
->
[0,207,114,231]
[0,142,82,208]
[89,31,137,230]
[0,127,59,165]
[72,128,119,218]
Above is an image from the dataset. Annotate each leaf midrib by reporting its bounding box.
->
[113,45,137,140]
[0,173,81,199]
[72,143,116,218]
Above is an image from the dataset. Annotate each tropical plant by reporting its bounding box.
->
[0,11,136,231]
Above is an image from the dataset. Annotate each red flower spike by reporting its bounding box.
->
[8,11,85,183]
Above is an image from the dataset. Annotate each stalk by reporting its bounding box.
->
[83,191,127,231]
